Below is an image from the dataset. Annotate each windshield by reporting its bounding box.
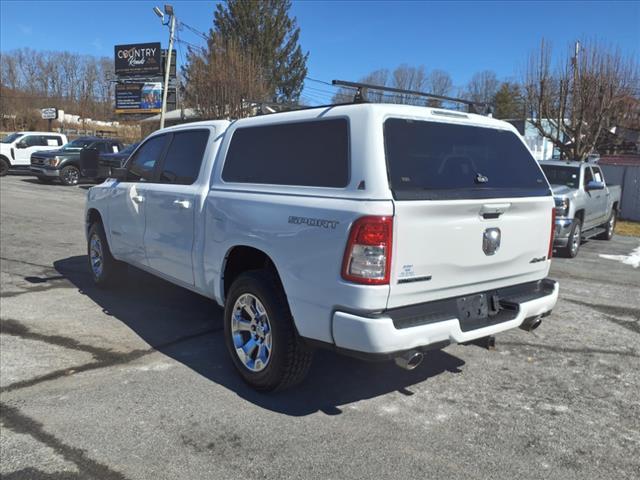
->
[384,119,550,200]
[1,133,24,144]
[540,165,580,189]
[61,138,96,151]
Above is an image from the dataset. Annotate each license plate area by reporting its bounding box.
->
[456,294,489,322]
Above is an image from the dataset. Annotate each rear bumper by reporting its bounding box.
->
[331,279,559,355]
[30,166,60,177]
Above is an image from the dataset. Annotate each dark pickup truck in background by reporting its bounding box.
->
[30,137,124,186]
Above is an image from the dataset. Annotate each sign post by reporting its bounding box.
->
[41,108,58,132]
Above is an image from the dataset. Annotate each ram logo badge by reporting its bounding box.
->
[482,228,501,256]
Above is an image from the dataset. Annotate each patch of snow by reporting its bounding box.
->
[599,245,640,268]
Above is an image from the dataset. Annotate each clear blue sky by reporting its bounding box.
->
[1,0,638,104]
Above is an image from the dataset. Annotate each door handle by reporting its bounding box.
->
[132,195,145,204]
[173,199,191,209]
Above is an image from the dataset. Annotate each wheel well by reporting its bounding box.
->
[0,154,10,165]
[574,209,585,222]
[223,246,281,297]
[86,209,103,232]
[612,201,619,212]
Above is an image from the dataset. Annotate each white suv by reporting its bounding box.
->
[0,132,68,176]
[85,102,559,391]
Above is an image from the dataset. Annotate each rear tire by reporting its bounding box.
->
[87,222,126,288]
[0,158,9,177]
[224,270,313,391]
[560,218,582,258]
[60,165,80,186]
[596,210,616,240]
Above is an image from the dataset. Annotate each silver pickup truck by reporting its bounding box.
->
[539,160,621,258]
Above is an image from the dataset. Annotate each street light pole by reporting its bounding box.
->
[160,9,175,129]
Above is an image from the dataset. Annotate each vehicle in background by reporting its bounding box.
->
[96,142,140,181]
[540,160,621,258]
[86,103,559,391]
[0,132,68,176]
[30,137,124,186]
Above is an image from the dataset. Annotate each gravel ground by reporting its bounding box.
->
[1,174,639,480]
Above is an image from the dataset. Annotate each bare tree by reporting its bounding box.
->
[0,48,116,130]
[524,38,639,160]
[332,66,454,106]
[392,65,426,104]
[426,69,453,106]
[182,34,268,119]
[466,70,499,104]
[332,68,390,103]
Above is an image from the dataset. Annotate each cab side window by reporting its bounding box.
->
[127,135,168,182]
[91,142,108,153]
[592,166,603,183]
[159,130,209,185]
[583,167,594,188]
[23,136,43,147]
[44,136,63,146]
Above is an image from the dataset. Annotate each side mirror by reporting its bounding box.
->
[110,167,128,180]
[586,180,604,191]
[16,141,27,149]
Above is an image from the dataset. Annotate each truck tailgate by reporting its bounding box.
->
[388,197,554,308]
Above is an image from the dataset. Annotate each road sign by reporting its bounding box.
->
[41,108,58,120]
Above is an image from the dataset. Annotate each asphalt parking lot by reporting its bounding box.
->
[1,174,639,480]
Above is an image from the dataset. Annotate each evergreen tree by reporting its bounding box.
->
[493,82,524,119]
[213,0,308,103]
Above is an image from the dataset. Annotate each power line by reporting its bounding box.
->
[178,20,209,42]
[305,77,335,87]
[175,38,207,56]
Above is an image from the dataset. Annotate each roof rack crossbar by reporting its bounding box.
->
[332,79,490,114]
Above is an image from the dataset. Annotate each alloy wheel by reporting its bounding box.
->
[608,215,615,238]
[570,224,581,256]
[63,167,79,185]
[89,233,104,278]
[231,293,272,372]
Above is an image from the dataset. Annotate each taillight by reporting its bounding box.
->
[548,207,556,260]
[342,216,393,285]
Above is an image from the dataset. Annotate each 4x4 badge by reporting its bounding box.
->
[483,228,501,256]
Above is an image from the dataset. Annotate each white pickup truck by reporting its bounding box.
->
[85,103,559,391]
[0,131,68,176]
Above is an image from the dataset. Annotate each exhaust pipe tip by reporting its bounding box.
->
[520,316,542,332]
[394,350,423,370]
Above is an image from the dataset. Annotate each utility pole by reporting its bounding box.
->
[571,40,580,159]
[154,4,175,129]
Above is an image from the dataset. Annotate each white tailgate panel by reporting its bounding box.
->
[388,196,553,308]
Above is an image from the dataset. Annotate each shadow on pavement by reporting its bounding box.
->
[50,255,465,416]
[19,178,96,187]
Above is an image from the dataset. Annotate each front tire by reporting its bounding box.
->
[224,270,313,391]
[0,158,9,177]
[596,210,616,240]
[560,218,582,258]
[87,222,126,288]
[60,165,80,186]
